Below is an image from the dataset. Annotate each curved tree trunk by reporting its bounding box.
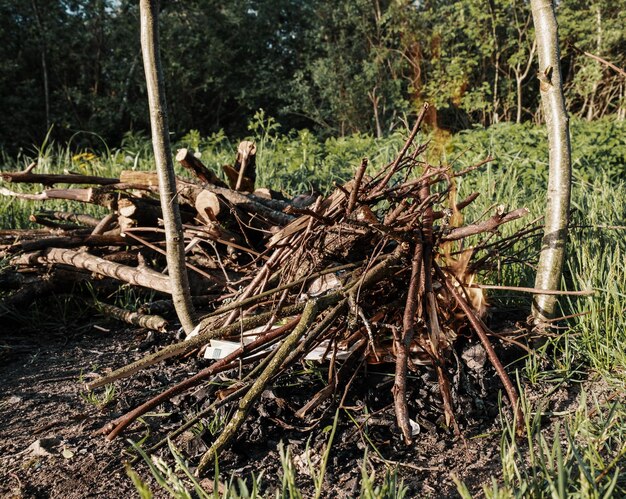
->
[530,0,572,324]
[140,0,196,334]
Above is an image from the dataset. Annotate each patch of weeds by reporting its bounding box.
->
[129,411,407,498]
[360,453,408,499]
[305,410,340,499]
[128,439,264,498]
[455,388,626,497]
[81,383,117,410]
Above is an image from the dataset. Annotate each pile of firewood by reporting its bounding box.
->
[0,107,532,471]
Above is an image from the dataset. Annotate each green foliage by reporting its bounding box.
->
[457,391,626,498]
[447,117,626,183]
[564,177,626,375]
[2,0,624,152]
[81,383,117,410]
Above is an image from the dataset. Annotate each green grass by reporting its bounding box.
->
[2,117,626,496]
[127,413,408,499]
[456,387,626,498]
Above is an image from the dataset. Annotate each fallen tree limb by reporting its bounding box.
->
[1,170,119,186]
[25,247,172,294]
[0,186,118,210]
[93,300,169,332]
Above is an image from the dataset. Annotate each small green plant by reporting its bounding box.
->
[360,453,408,499]
[81,383,117,410]
[129,439,264,499]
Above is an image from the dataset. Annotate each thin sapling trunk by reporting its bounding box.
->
[530,0,572,324]
[140,0,196,334]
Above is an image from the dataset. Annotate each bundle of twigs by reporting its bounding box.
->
[0,106,532,470]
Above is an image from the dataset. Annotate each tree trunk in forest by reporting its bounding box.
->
[530,0,572,324]
[140,0,196,334]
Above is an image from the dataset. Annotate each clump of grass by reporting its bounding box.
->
[456,388,626,498]
[81,383,117,410]
[128,410,407,498]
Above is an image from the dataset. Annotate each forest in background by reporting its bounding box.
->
[1,0,625,153]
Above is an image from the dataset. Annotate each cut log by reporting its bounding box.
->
[194,190,222,223]
[118,197,163,231]
[19,247,172,294]
[222,141,256,192]
[0,186,118,210]
[175,148,227,187]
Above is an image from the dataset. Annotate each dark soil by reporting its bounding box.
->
[0,310,582,498]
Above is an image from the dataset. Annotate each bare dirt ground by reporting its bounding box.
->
[0,312,584,498]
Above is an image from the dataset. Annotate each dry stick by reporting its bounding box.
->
[346,158,368,216]
[104,315,302,441]
[371,103,429,195]
[441,207,530,241]
[420,172,458,433]
[234,152,249,192]
[437,263,524,434]
[196,299,323,474]
[86,303,305,390]
[123,230,226,287]
[435,364,458,433]
[0,170,119,186]
[198,262,359,323]
[221,245,289,327]
[93,300,169,333]
[393,240,423,444]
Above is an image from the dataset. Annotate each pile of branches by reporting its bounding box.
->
[1,108,530,472]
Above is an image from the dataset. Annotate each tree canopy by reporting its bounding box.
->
[1,0,624,151]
